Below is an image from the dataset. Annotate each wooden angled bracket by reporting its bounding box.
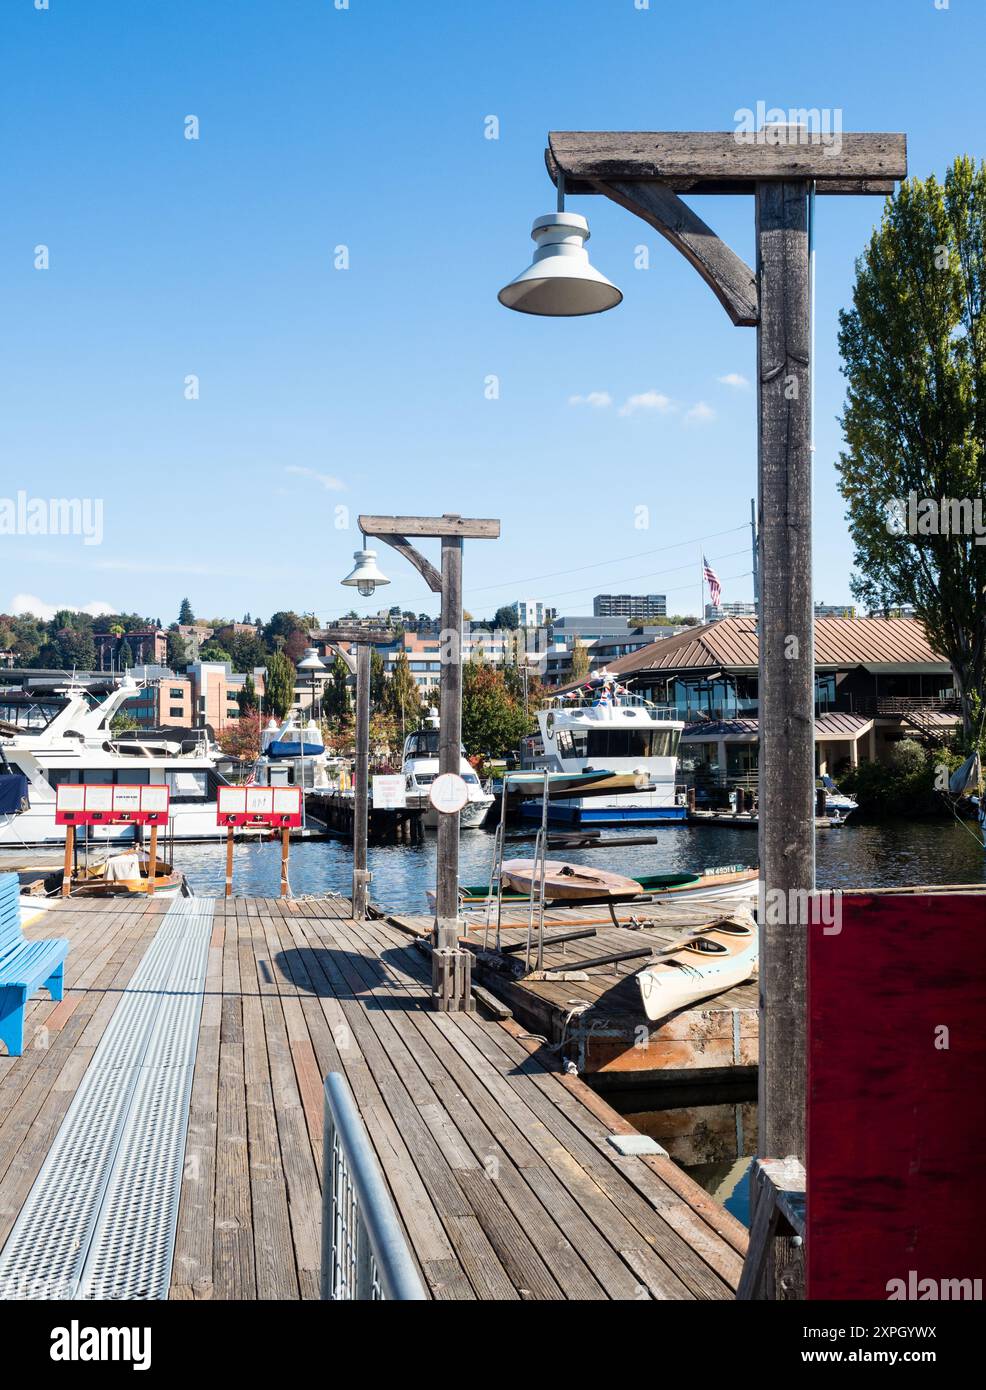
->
[595,179,759,327]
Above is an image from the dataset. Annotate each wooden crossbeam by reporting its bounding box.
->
[359,514,501,539]
[547,131,906,196]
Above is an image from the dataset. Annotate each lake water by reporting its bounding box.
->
[172,817,983,1226]
[173,817,986,907]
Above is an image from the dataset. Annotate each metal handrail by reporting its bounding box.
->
[320,1073,427,1301]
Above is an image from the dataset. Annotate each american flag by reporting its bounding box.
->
[703,556,721,607]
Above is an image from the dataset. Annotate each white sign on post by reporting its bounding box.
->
[429,773,469,815]
[372,775,406,810]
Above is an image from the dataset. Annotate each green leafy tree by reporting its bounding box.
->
[237,673,258,714]
[461,663,529,759]
[198,641,232,664]
[178,598,195,624]
[384,650,421,729]
[118,638,134,669]
[264,651,296,719]
[569,636,591,682]
[227,631,268,671]
[110,712,140,734]
[318,653,351,722]
[370,649,386,704]
[492,604,520,630]
[837,157,986,741]
[166,629,189,670]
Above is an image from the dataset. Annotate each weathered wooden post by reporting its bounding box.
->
[359,513,501,1008]
[352,641,371,919]
[501,128,907,1296]
[754,178,814,1298]
[435,535,463,933]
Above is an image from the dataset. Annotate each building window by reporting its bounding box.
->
[169,706,184,717]
[170,688,184,699]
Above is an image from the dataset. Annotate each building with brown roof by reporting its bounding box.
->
[572,616,959,790]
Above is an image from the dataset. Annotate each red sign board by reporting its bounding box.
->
[217,785,302,828]
[55,784,171,826]
[808,893,986,1299]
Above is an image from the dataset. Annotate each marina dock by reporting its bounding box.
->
[0,894,746,1300]
[385,901,758,1088]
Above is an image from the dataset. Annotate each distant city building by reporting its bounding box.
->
[593,593,667,620]
[705,600,757,622]
[512,599,552,628]
[94,628,168,670]
[814,603,857,619]
[176,624,215,660]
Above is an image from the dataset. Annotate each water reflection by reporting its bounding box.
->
[610,1082,757,1226]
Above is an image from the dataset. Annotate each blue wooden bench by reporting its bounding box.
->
[0,872,69,1057]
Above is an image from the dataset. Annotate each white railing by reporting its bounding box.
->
[320,1073,427,1301]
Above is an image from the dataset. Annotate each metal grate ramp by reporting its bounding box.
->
[0,897,215,1300]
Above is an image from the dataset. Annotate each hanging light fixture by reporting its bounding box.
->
[498,175,622,317]
[341,546,391,598]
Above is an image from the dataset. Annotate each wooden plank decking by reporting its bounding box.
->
[0,894,747,1300]
[386,902,758,1087]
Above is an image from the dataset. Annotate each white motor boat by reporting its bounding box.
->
[0,677,229,845]
[818,773,859,817]
[519,674,687,827]
[250,717,345,796]
[402,712,494,830]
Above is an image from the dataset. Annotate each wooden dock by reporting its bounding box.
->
[313,792,424,844]
[385,900,758,1089]
[0,893,747,1300]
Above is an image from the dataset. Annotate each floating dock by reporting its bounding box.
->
[0,893,746,1300]
[385,900,758,1089]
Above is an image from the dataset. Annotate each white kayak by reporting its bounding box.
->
[636,913,758,1022]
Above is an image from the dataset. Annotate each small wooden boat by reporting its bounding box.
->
[636,914,758,1022]
[40,852,186,899]
[434,865,758,911]
[500,859,644,902]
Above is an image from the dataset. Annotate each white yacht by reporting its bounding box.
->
[402,713,494,829]
[0,677,228,845]
[520,674,687,826]
[250,716,345,796]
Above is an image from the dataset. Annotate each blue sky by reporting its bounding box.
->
[1,0,981,626]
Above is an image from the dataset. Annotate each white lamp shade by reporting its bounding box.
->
[297,646,326,673]
[498,212,623,317]
[341,548,391,597]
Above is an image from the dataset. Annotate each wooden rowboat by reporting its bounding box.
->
[500,858,644,902]
[636,915,758,1022]
[430,865,758,911]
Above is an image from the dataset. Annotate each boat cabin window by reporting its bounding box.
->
[165,769,209,800]
[558,728,680,759]
[405,730,440,758]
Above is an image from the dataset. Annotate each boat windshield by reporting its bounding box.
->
[405,730,441,758]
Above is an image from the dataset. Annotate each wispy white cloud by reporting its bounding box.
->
[685,401,716,425]
[286,465,345,492]
[717,372,750,389]
[9,593,114,621]
[618,391,677,417]
[568,391,613,409]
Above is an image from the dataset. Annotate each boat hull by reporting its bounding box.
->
[518,799,688,826]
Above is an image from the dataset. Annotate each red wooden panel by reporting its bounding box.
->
[808,893,986,1299]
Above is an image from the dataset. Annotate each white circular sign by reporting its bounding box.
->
[429,773,469,815]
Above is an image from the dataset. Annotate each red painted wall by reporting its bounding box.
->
[808,893,986,1299]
